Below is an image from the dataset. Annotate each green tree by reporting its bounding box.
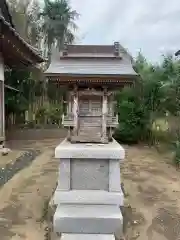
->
[7,0,43,48]
[114,53,167,144]
[40,0,79,59]
[6,0,45,124]
[114,86,149,143]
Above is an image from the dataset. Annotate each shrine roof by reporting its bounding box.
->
[60,44,117,58]
[0,15,44,63]
[45,43,137,77]
[45,58,137,76]
[0,0,45,66]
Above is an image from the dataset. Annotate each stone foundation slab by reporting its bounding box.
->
[53,190,124,206]
[55,139,125,160]
[54,204,122,234]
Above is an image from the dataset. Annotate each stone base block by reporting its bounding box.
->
[55,139,125,160]
[61,234,115,240]
[53,190,124,206]
[54,204,123,234]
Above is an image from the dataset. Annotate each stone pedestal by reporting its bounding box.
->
[53,139,124,239]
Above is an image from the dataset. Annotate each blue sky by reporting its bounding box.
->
[69,0,180,62]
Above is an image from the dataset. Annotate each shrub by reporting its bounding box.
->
[35,104,63,126]
[46,105,62,126]
[35,106,47,124]
[114,87,149,144]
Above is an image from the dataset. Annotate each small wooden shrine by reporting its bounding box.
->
[45,42,137,143]
[0,0,44,143]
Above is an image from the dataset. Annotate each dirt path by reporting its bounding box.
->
[122,145,180,240]
[0,148,58,240]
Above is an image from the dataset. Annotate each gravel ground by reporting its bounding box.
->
[0,150,41,188]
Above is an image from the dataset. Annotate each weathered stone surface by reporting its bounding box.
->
[53,140,124,238]
[53,190,124,206]
[109,160,121,192]
[58,159,70,190]
[71,159,109,190]
[56,157,122,192]
[55,139,125,160]
[54,204,123,234]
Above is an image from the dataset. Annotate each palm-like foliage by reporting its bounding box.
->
[40,0,79,58]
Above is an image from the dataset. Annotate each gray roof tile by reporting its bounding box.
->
[45,44,137,77]
[45,59,137,76]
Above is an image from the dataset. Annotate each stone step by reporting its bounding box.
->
[53,190,124,206]
[61,234,115,240]
[54,204,123,234]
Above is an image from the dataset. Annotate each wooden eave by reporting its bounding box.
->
[45,74,137,86]
[0,16,45,67]
[60,56,122,60]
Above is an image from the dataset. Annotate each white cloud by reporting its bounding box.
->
[70,0,180,62]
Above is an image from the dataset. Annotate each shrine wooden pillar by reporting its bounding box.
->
[72,85,79,135]
[0,53,5,143]
[108,93,113,115]
[102,87,108,141]
[108,93,113,141]
[67,92,72,114]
